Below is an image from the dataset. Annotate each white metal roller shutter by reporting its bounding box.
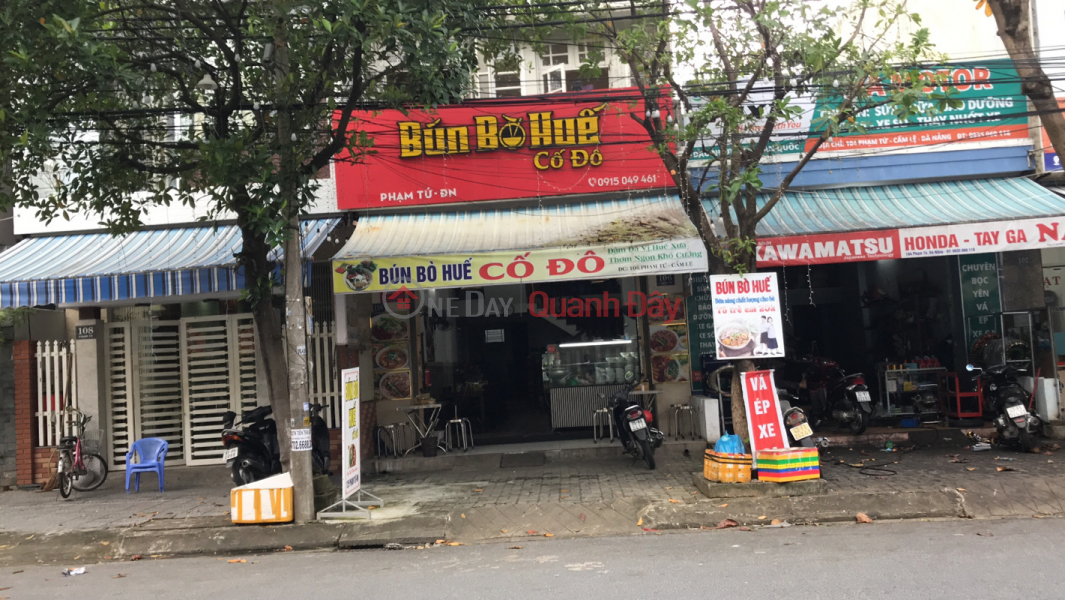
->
[105,323,134,467]
[132,321,184,462]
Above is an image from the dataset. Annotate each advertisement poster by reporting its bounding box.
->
[692,61,1026,161]
[648,304,691,384]
[340,368,361,498]
[709,273,784,359]
[334,238,708,294]
[334,87,674,210]
[686,274,717,390]
[741,370,789,468]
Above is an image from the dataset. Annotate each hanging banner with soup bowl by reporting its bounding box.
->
[333,238,709,294]
[709,273,785,359]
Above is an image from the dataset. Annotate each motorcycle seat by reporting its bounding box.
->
[59,436,78,445]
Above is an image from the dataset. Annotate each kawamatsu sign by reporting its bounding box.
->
[756,215,1065,267]
[333,87,674,210]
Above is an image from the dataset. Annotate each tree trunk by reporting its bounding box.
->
[237,216,292,467]
[730,359,754,444]
[274,0,315,523]
[988,0,1065,160]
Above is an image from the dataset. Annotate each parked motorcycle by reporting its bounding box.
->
[805,357,871,435]
[222,406,281,486]
[777,390,815,448]
[603,386,664,470]
[966,363,1040,452]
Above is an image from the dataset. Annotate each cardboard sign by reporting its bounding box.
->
[333,87,674,210]
[709,273,784,359]
[741,370,788,468]
[341,368,361,497]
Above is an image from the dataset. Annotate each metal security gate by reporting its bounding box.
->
[105,315,259,468]
[181,315,259,465]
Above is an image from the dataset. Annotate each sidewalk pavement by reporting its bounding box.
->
[2,430,1064,566]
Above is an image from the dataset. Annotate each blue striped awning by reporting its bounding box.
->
[0,219,339,308]
[702,178,1065,237]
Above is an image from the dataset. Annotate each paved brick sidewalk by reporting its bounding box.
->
[0,466,230,534]
[3,435,1063,542]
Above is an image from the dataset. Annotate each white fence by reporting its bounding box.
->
[308,322,341,428]
[35,339,78,447]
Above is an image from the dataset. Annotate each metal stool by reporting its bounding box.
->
[393,421,416,455]
[375,424,399,457]
[444,409,473,452]
[592,408,614,443]
[670,404,696,440]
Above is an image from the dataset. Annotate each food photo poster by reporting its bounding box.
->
[648,297,691,384]
[708,273,785,360]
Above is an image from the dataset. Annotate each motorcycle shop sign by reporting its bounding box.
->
[333,87,674,210]
[708,273,785,359]
[333,239,708,294]
[756,214,1065,267]
[741,370,788,468]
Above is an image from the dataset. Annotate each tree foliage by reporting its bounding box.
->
[0,0,506,415]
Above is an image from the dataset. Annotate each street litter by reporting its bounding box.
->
[971,443,991,452]
[62,567,86,576]
[713,519,739,529]
[856,513,873,524]
[764,520,792,528]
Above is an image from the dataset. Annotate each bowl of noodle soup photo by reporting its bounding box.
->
[717,323,754,355]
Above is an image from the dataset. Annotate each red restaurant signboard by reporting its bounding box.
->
[334,87,674,210]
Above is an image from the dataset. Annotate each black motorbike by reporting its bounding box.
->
[222,406,281,486]
[806,357,871,435]
[967,364,1040,452]
[604,386,664,470]
[778,389,815,448]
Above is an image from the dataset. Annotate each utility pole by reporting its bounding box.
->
[273,0,315,523]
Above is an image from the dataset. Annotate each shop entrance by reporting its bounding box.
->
[423,280,636,445]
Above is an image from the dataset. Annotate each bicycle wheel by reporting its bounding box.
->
[71,453,109,491]
[58,472,73,498]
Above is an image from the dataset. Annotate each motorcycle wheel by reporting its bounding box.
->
[638,438,656,470]
[230,463,246,486]
[799,437,815,448]
[58,472,73,498]
[848,411,868,435]
[1019,430,1037,453]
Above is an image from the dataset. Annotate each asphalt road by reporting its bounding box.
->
[5,518,1064,599]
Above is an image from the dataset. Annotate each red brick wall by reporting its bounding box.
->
[328,428,340,475]
[31,446,57,486]
[14,340,38,486]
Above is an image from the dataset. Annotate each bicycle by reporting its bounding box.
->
[55,408,109,498]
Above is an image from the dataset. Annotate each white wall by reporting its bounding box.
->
[14,163,338,235]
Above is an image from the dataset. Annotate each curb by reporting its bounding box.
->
[640,490,964,529]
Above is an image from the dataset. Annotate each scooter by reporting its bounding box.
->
[778,390,815,448]
[222,406,281,486]
[966,364,1041,452]
[604,386,664,470]
[806,357,871,434]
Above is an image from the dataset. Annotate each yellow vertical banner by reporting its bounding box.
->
[341,368,361,497]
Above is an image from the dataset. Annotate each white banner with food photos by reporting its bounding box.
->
[340,368,361,497]
[709,273,785,359]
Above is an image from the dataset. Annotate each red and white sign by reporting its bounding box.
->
[741,370,788,468]
[756,215,1065,267]
[757,230,900,267]
[334,87,674,210]
[898,215,1065,258]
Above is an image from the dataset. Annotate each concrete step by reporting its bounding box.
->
[370,439,708,474]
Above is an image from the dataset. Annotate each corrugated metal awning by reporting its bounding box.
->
[333,195,708,293]
[0,218,339,308]
[702,178,1065,237]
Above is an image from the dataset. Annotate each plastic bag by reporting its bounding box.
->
[714,433,746,455]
